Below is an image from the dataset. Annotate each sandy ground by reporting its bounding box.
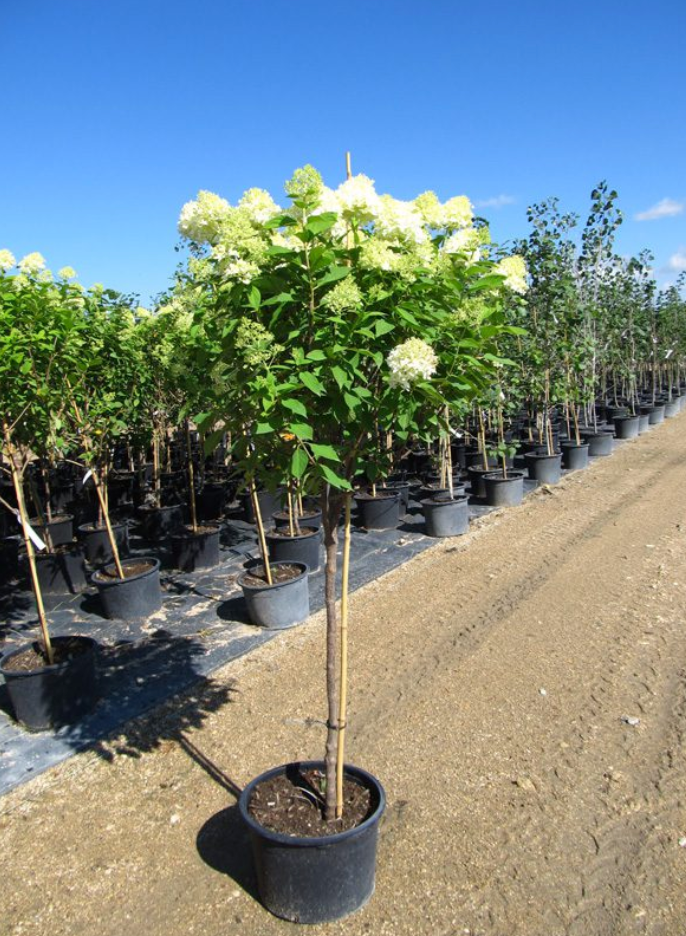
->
[2,415,686,936]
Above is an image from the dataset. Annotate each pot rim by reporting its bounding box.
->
[238,560,309,592]
[0,635,97,678]
[92,556,160,586]
[238,760,386,847]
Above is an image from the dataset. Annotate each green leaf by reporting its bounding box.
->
[291,448,309,479]
[300,371,325,396]
[344,391,360,412]
[374,319,395,337]
[305,212,338,235]
[318,265,351,288]
[331,365,348,390]
[248,286,261,310]
[310,443,340,462]
[318,463,352,490]
[254,421,275,434]
[305,349,327,361]
[288,422,314,440]
[282,398,307,417]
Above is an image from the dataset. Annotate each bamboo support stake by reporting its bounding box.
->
[186,420,198,534]
[3,424,53,664]
[335,494,352,819]
[286,483,295,537]
[250,481,272,584]
[91,468,125,579]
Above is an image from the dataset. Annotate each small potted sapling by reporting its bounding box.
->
[69,293,162,621]
[0,252,97,730]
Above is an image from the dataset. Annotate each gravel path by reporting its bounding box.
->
[2,415,686,936]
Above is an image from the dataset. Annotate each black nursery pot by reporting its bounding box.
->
[92,557,162,620]
[171,524,221,572]
[354,492,401,531]
[561,441,589,471]
[32,546,88,595]
[421,495,470,537]
[483,470,525,507]
[265,526,321,573]
[242,488,285,525]
[466,465,491,499]
[523,451,563,485]
[136,504,186,540]
[613,415,640,440]
[239,761,386,924]
[272,507,323,532]
[196,483,227,522]
[31,514,74,548]
[0,635,98,731]
[77,521,129,566]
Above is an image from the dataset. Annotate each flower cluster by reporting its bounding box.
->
[442,227,482,264]
[376,195,428,246]
[494,255,528,295]
[335,174,381,224]
[320,276,362,314]
[17,252,47,276]
[178,191,231,244]
[387,337,438,390]
[238,188,280,225]
[234,318,283,367]
[0,249,16,272]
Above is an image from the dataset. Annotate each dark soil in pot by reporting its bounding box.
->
[0,635,98,730]
[265,526,321,573]
[171,524,220,572]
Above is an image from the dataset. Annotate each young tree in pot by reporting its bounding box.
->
[0,251,98,726]
[178,165,508,920]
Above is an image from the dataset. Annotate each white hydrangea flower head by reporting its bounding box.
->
[494,255,528,294]
[57,266,77,280]
[413,191,444,229]
[285,165,324,202]
[18,252,47,275]
[178,190,231,244]
[359,238,397,272]
[335,174,382,225]
[270,231,302,252]
[136,306,152,318]
[376,195,428,246]
[12,274,30,290]
[387,337,438,390]
[321,277,362,314]
[443,227,482,264]
[238,188,280,225]
[219,251,260,284]
[443,195,474,231]
[0,249,16,272]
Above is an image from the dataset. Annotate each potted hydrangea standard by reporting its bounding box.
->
[178,160,518,921]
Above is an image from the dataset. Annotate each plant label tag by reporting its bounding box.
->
[83,469,93,484]
[14,511,47,551]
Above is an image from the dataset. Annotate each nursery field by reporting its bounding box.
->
[2,410,686,936]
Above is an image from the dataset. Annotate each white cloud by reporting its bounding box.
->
[668,247,686,271]
[635,198,684,221]
[475,194,516,209]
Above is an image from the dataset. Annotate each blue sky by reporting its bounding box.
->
[2,0,685,303]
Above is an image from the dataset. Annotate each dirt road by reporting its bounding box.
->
[3,415,686,936]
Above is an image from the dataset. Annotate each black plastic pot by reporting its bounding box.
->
[380,482,411,517]
[638,413,651,433]
[466,466,490,499]
[648,404,666,425]
[32,546,88,595]
[483,470,525,507]
[421,495,469,537]
[0,636,98,731]
[171,525,221,572]
[613,415,640,439]
[664,399,680,418]
[272,508,322,532]
[523,452,563,485]
[77,521,129,566]
[239,761,385,923]
[238,561,310,629]
[265,527,321,573]
[583,431,614,456]
[196,483,227,521]
[0,536,21,583]
[354,492,400,531]
[242,488,285,525]
[30,514,74,548]
[92,557,162,620]
[137,504,186,540]
[561,441,589,471]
